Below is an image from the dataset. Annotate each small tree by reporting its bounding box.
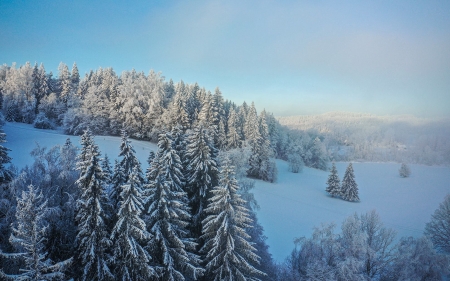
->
[424,194,450,254]
[326,162,341,197]
[398,163,411,178]
[288,154,304,173]
[341,163,359,202]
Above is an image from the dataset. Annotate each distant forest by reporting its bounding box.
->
[0,62,330,175]
[279,112,450,165]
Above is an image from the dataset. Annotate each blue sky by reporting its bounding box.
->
[1,0,449,117]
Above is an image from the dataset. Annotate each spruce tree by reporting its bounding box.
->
[0,185,72,280]
[226,108,241,149]
[185,125,218,234]
[75,139,113,281]
[146,133,202,280]
[341,163,359,202]
[201,158,265,281]
[326,162,341,197]
[111,167,157,280]
[101,153,113,185]
[0,127,13,184]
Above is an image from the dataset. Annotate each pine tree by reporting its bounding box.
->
[109,159,125,212]
[71,62,80,92]
[146,133,203,280]
[75,139,113,281]
[58,62,71,105]
[0,185,72,280]
[201,158,265,281]
[185,125,219,234]
[226,107,241,149]
[326,162,341,197]
[101,153,113,185]
[0,127,13,184]
[118,130,144,182]
[111,167,157,280]
[341,163,359,202]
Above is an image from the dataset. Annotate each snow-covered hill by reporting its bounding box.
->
[4,122,449,261]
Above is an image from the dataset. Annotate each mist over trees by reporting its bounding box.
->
[279,112,450,165]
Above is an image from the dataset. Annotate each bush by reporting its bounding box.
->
[33,113,54,129]
[288,154,304,173]
[399,163,411,178]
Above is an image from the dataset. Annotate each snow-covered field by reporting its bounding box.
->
[4,122,450,262]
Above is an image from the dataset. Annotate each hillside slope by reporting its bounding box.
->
[4,122,449,261]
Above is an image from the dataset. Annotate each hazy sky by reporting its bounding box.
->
[1,0,449,117]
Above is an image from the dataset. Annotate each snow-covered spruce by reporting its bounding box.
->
[326,162,341,197]
[75,133,113,280]
[146,133,203,280]
[0,184,72,280]
[111,167,157,280]
[201,158,265,281]
[0,122,13,184]
[110,130,143,214]
[185,125,219,232]
[341,163,359,202]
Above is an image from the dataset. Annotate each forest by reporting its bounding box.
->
[0,62,448,280]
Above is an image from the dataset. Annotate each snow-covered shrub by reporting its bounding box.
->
[425,194,450,254]
[33,113,54,129]
[288,153,304,173]
[399,163,411,178]
[218,145,251,179]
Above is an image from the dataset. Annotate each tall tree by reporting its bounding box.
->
[201,158,265,281]
[326,162,341,197]
[0,185,72,280]
[58,62,71,105]
[111,167,157,280]
[185,125,218,235]
[146,133,202,280]
[0,126,12,184]
[341,163,359,202]
[75,138,113,281]
[226,107,241,149]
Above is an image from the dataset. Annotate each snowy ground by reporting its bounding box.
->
[253,160,450,261]
[4,122,450,262]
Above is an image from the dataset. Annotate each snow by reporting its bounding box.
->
[253,159,450,261]
[3,122,157,171]
[4,122,450,262]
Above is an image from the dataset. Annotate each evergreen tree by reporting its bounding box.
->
[146,133,202,280]
[185,125,218,235]
[341,163,359,202]
[0,185,72,280]
[111,167,157,280]
[75,139,113,281]
[201,158,265,281]
[71,62,80,92]
[101,153,113,185]
[226,107,241,149]
[326,162,341,197]
[0,126,13,184]
[109,159,125,212]
[58,62,71,105]
[118,130,144,182]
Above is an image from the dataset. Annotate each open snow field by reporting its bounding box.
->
[4,122,450,261]
[253,160,450,261]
